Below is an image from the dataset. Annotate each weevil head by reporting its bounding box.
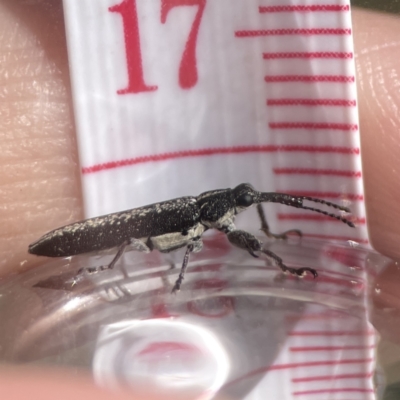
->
[232,183,259,214]
[231,184,355,228]
[232,183,303,214]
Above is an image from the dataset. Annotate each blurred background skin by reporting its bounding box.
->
[0,0,400,397]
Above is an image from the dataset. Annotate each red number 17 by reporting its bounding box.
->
[109,0,206,94]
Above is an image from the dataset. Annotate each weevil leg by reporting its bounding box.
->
[79,238,150,275]
[257,204,302,239]
[227,230,263,258]
[227,229,317,278]
[79,240,130,275]
[261,248,317,278]
[172,244,194,294]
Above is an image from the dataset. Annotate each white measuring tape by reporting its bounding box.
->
[62,0,373,398]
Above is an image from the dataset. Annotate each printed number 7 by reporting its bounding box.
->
[161,0,206,89]
[110,0,206,94]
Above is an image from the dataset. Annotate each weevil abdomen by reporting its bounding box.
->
[29,196,201,257]
[149,222,206,253]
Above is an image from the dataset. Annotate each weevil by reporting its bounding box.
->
[28,183,354,292]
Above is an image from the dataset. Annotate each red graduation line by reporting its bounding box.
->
[236,28,351,37]
[269,122,358,131]
[81,145,360,174]
[265,75,355,83]
[267,98,356,107]
[224,358,373,387]
[259,5,350,13]
[293,388,374,396]
[275,146,359,154]
[288,330,374,337]
[273,168,361,177]
[290,345,375,352]
[263,51,353,59]
[292,372,373,383]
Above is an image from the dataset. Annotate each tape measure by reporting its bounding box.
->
[62,1,373,399]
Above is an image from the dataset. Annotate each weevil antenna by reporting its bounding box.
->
[257,192,354,227]
[298,196,350,213]
[296,205,355,227]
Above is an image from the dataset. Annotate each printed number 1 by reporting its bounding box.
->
[109,0,158,94]
[109,0,206,94]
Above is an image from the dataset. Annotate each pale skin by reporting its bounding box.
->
[0,1,400,396]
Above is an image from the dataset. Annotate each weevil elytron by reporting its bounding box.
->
[29,183,355,292]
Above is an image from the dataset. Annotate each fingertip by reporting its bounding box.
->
[352,8,400,260]
[0,367,234,400]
